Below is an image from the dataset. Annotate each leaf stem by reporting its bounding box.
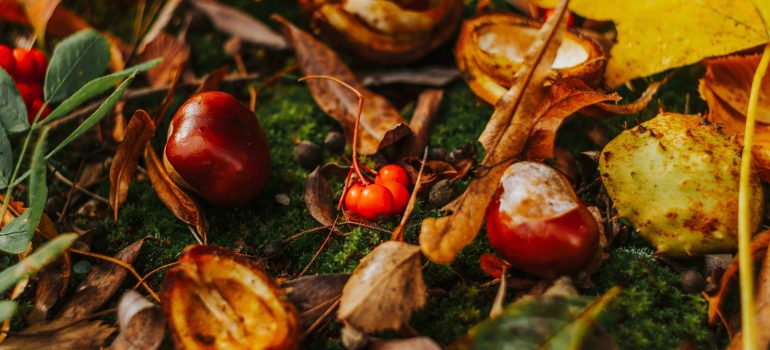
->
[738,42,770,350]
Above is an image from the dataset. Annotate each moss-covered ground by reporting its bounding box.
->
[11,0,721,348]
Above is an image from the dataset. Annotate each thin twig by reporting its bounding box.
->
[48,164,109,205]
[298,215,339,277]
[133,261,180,289]
[302,297,341,338]
[68,248,160,303]
[281,221,391,244]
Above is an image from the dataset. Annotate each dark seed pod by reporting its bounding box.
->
[324,131,346,154]
[294,141,323,171]
[429,179,456,208]
[680,270,705,293]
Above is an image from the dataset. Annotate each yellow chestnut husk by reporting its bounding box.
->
[302,0,463,64]
[599,113,764,257]
[161,245,299,350]
[455,12,605,105]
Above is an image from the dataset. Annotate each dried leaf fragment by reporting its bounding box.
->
[338,241,426,333]
[162,245,298,350]
[282,273,349,329]
[21,0,61,46]
[190,0,287,50]
[108,290,165,350]
[304,167,336,226]
[401,89,444,158]
[276,16,411,155]
[109,110,156,221]
[0,318,115,350]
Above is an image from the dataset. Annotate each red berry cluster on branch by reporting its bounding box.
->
[0,45,50,123]
[344,164,410,220]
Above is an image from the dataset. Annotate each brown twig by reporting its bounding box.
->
[133,261,180,289]
[303,297,341,338]
[298,215,339,277]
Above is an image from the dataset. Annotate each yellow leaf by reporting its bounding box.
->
[20,0,60,47]
[534,0,769,87]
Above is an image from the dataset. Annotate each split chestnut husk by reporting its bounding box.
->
[301,0,463,64]
[455,12,605,105]
[161,245,299,350]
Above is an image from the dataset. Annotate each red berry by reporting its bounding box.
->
[381,181,409,214]
[15,82,34,107]
[356,184,394,220]
[13,48,37,82]
[28,99,51,123]
[344,182,365,212]
[27,49,46,81]
[0,45,15,76]
[375,164,409,186]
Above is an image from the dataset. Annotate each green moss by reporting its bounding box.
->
[590,246,710,349]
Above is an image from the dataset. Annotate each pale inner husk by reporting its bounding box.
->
[498,162,578,226]
[477,26,589,69]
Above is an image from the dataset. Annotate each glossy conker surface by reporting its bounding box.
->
[485,161,599,277]
[164,91,270,207]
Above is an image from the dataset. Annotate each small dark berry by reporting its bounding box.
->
[429,179,456,208]
[680,270,705,293]
[294,141,322,171]
[430,147,447,160]
[324,131,345,154]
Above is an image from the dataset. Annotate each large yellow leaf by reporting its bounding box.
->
[534,0,769,87]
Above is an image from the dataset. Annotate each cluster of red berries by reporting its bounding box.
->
[0,45,50,123]
[344,164,410,220]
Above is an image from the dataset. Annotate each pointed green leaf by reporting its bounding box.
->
[43,58,162,123]
[0,301,17,322]
[0,124,11,188]
[26,128,49,239]
[0,233,78,293]
[458,287,621,350]
[0,68,28,133]
[46,74,136,158]
[44,29,110,103]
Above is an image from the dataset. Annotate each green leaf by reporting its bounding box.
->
[44,29,110,103]
[0,68,28,133]
[0,233,78,294]
[0,301,17,322]
[458,287,621,350]
[0,210,32,254]
[46,74,135,159]
[43,58,162,122]
[0,124,11,188]
[26,128,49,239]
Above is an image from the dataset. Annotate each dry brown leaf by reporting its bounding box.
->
[338,241,426,333]
[192,65,229,95]
[162,245,298,350]
[143,145,207,237]
[282,273,349,329]
[304,167,336,226]
[109,110,156,222]
[56,239,145,321]
[137,32,189,87]
[0,319,115,350]
[20,0,60,46]
[524,78,619,160]
[137,0,183,54]
[26,255,70,324]
[369,337,443,350]
[727,233,770,349]
[360,67,460,87]
[275,15,411,155]
[419,0,569,264]
[190,0,287,50]
[107,290,165,350]
[401,89,444,158]
[700,54,770,181]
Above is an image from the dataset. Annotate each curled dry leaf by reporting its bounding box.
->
[0,318,115,350]
[282,273,349,329]
[524,78,619,160]
[56,239,145,321]
[401,89,444,158]
[109,110,156,221]
[338,241,426,333]
[302,0,463,64]
[275,16,411,155]
[137,32,190,87]
[700,54,770,181]
[727,233,770,349]
[162,245,299,350]
[304,167,336,226]
[190,0,287,50]
[455,12,605,105]
[107,290,165,350]
[419,0,569,264]
[143,145,207,239]
[21,0,61,45]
